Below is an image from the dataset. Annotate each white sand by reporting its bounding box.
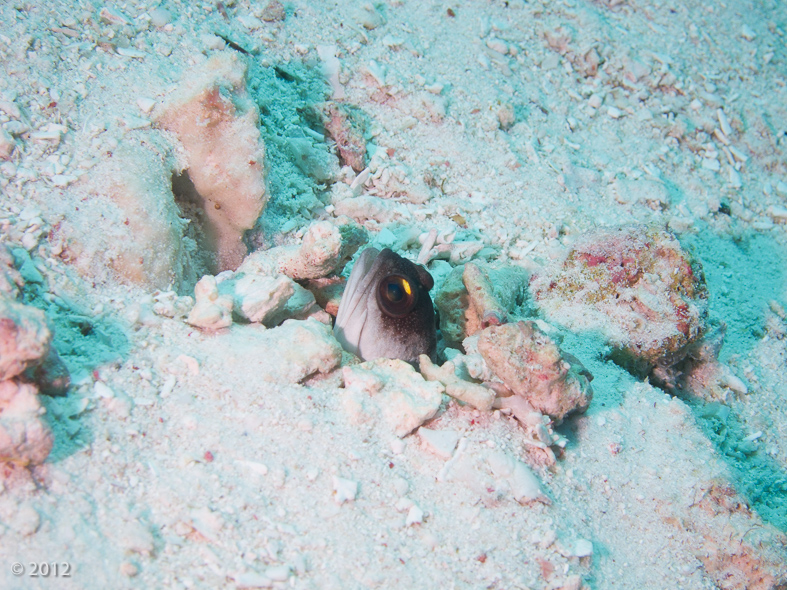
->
[1,0,786,588]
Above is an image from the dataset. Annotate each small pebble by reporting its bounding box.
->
[0,128,16,159]
[702,158,721,172]
[717,109,733,137]
[100,6,130,25]
[722,373,748,395]
[486,38,508,55]
[575,539,593,558]
[159,375,176,397]
[116,47,147,59]
[392,476,409,497]
[740,24,756,41]
[149,7,172,27]
[234,572,273,588]
[94,381,115,399]
[51,174,77,187]
[119,561,139,577]
[357,4,384,29]
[190,507,224,542]
[332,476,358,504]
[0,99,21,119]
[260,1,285,22]
[11,503,40,536]
[137,97,156,113]
[406,504,424,526]
[0,161,16,177]
[418,427,460,460]
[265,565,290,582]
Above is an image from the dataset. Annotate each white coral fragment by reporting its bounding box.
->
[189,506,224,542]
[405,504,424,526]
[56,140,189,290]
[332,476,359,504]
[231,273,295,324]
[441,441,548,505]
[417,427,460,460]
[232,571,273,589]
[249,319,342,383]
[418,355,495,411]
[187,275,233,330]
[333,195,406,225]
[486,449,548,505]
[238,219,365,281]
[317,45,345,100]
[341,359,444,437]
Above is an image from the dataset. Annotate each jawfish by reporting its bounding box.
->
[333,247,437,364]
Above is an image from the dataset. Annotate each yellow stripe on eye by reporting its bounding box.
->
[402,280,411,296]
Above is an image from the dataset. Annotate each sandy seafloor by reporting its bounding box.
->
[2,0,787,588]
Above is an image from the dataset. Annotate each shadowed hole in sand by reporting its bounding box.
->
[171,169,220,278]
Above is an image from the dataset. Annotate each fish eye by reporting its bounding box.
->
[376,274,418,318]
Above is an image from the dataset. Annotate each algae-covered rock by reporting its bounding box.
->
[530,225,708,375]
[0,380,53,467]
[0,294,51,381]
[477,321,592,423]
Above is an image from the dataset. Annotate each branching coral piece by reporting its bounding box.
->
[418,354,495,411]
[463,262,507,329]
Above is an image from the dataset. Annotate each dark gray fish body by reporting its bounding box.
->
[334,247,436,364]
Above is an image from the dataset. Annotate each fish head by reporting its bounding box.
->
[333,247,436,364]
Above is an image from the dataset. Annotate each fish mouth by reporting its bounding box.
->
[333,247,382,358]
[336,247,382,323]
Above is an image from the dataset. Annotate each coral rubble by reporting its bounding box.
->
[156,51,267,271]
